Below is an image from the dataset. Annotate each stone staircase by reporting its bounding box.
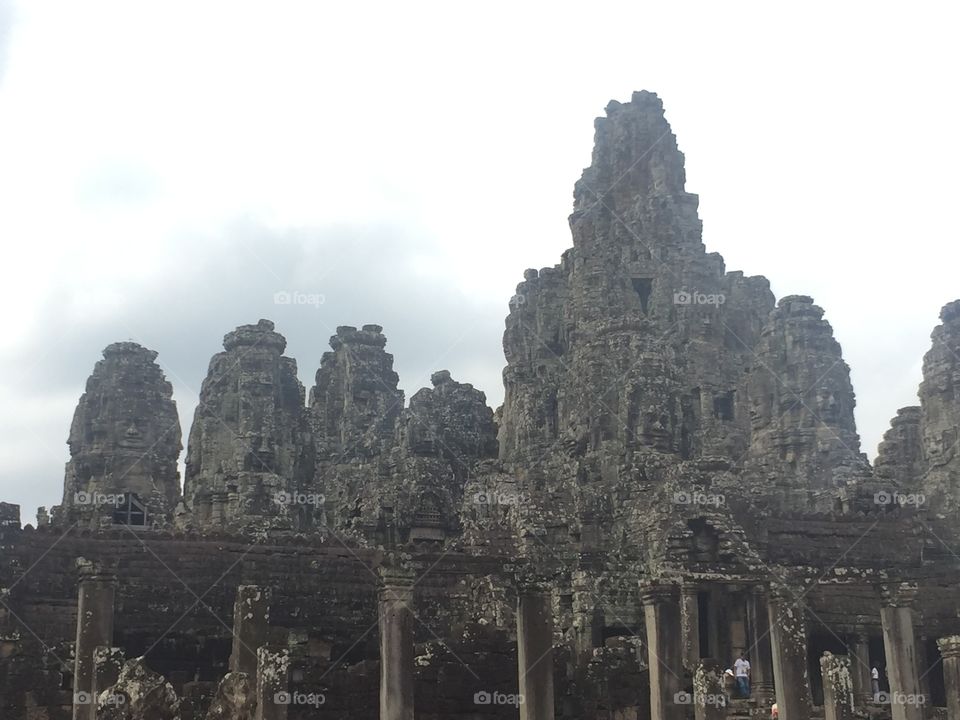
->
[724,698,754,719]
[722,698,829,719]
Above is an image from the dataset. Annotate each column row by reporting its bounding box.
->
[71,573,960,720]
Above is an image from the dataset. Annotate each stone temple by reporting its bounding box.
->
[1,91,959,720]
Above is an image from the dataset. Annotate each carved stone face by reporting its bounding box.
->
[65,343,182,514]
[76,398,168,463]
[117,421,147,450]
[640,411,674,452]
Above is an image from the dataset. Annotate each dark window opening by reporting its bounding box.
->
[697,591,711,658]
[713,391,735,421]
[869,635,889,693]
[687,518,720,562]
[112,494,147,526]
[589,608,605,648]
[631,278,653,314]
[602,622,639,641]
[923,636,946,707]
[122,633,232,685]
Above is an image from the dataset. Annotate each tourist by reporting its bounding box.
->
[723,667,736,699]
[734,653,751,697]
[872,666,880,699]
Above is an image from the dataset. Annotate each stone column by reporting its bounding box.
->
[747,587,775,703]
[518,589,555,720]
[255,647,289,720]
[848,632,873,707]
[196,494,212,525]
[641,583,684,720]
[879,584,923,720]
[820,652,855,720]
[571,571,597,668]
[693,659,727,720]
[767,589,812,720]
[72,565,116,720]
[92,646,124,706]
[379,575,414,720]
[230,585,272,677]
[937,635,960,720]
[681,583,701,672]
[918,635,933,706]
[211,491,227,527]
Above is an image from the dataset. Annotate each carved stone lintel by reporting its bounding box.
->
[640,581,680,606]
[378,563,415,603]
[879,582,919,608]
[939,635,960,660]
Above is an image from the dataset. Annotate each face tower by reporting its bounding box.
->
[62,342,182,526]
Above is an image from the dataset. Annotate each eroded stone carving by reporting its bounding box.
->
[62,342,181,525]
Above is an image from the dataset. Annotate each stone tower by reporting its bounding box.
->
[309,324,404,462]
[742,295,872,511]
[496,89,877,557]
[62,342,182,525]
[877,300,960,517]
[917,300,960,514]
[183,319,312,531]
[499,91,776,469]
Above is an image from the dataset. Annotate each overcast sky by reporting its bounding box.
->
[1,1,958,522]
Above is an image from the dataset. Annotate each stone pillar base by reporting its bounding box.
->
[518,590,555,720]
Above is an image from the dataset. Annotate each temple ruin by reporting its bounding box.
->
[1,91,958,719]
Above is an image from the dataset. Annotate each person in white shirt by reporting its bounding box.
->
[734,653,751,697]
[872,666,880,699]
